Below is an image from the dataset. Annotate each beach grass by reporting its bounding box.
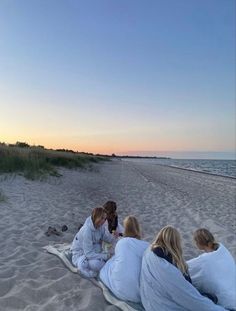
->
[0,143,108,180]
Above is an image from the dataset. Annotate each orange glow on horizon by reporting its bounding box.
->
[0,135,233,157]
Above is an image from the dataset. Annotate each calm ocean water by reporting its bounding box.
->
[126,158,236,178]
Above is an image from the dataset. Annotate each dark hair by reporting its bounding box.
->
[103,201,117,214]
[103,201,118,233]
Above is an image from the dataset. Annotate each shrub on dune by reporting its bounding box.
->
[0,143,108,180]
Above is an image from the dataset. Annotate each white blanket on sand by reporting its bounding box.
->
[43,243,144,311]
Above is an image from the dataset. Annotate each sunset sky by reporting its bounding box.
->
[0,0,235,158]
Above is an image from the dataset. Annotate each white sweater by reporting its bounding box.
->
[71,216,114,262]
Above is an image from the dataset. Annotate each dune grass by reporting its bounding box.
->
[0,143,108,180]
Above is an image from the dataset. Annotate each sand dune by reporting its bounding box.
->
[0,159,235,310]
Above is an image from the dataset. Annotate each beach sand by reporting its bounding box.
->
[0,159,235,310]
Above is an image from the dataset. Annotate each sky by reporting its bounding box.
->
[0,0,235,159]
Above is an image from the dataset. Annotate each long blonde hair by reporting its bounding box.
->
[123,216,141,240]
[151,226,188,274]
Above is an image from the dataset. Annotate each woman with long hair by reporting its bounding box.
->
[103,200,123,236]
[99,216,149,303]
[71,207,115,278]
[140,226,226,311]
[187,228,236,310]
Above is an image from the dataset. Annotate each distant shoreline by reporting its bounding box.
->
[112,155,171,159]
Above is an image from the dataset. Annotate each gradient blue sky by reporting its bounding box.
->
[0,0,235,158]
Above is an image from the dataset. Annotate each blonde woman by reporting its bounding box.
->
[71,207,115,278]
[187,228,236,310]
[140,226,226,311]
[99,216,149,303]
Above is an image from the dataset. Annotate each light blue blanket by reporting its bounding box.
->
[43,243,144,311]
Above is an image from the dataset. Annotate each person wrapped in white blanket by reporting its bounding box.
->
[71,207,115,278]
[140,226,227,311]
[99,216,149,303]
[187,228,236,310]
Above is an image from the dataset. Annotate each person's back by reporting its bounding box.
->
[99,215,149,303]
[187,229,236,310]
[100,237,149,302]
[140,226,226,311]
[71,222,86,258]
[188,244,236,309]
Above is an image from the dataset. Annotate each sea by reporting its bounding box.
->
[125,158,236,178]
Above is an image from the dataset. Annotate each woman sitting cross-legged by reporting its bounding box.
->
[99,216,149,303]
[71,207,115,278]
[140,225,226,311]
[187,228,236,310]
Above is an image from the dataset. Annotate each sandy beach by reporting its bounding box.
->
[0,159,235,311]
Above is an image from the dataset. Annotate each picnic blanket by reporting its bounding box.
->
[43,243,144,311]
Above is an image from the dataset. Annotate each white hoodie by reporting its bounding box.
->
[71,216,114,262]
